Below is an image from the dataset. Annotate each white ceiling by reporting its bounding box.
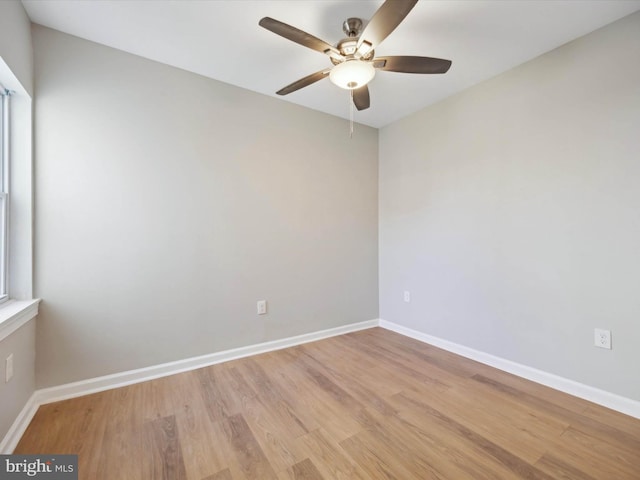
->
[21,0,640,128]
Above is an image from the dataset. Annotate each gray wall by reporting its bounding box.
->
[0,0,36,446]
[33,26,378,388]
[379,12,640,401]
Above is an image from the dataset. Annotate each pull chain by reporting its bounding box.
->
[349,89,354,139]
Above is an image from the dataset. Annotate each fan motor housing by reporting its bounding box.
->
[331,38,375,65]
[331,17,374,64]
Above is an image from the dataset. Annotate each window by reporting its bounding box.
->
[0,85,9,303]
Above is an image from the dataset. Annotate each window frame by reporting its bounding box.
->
[0,86,9,303]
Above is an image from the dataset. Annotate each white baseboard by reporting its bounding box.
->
[0,392,39,454]
[35,319,379,406]
[1,319,378,453]
[380,319,640,419]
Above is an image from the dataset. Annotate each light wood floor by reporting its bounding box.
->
[15,328,640,479]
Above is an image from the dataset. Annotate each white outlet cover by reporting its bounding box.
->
[5,353,13,383]
[403,291,411,303]
[257,300,267,315]
[594,328,611,349]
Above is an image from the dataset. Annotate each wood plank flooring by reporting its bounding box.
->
[15,328,640,479]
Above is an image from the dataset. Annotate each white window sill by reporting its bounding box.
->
[0,299,40,342]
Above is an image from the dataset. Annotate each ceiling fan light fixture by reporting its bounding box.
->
[329,60,375,90]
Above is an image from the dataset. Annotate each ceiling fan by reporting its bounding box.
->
[259,0,452,111]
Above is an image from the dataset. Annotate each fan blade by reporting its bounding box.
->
[357,0,418,53]
[373,56,452,74]
[259,17,342,59]
[276,69,330,96]
[353,86,370,111]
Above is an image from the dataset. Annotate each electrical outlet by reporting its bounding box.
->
[403,291,411,303]
[594,328,611,349]
[5,353,13,383]
[257,300,267,315]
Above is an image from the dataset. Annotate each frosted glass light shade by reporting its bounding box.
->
[329,61,375,90]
